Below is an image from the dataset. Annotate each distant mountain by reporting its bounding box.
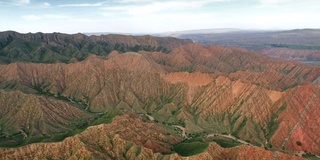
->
[0,31,192,64]
[172,29,320,64]
[263,48,320,64]
[0,41,319,159]
[83,32,133,36]
[156,28,245,37]
[177,29,320,51]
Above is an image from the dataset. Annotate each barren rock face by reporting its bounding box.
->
[0,41,319,159]
[271,84,320,154]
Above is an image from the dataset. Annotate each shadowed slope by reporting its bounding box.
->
[0,31,192,63]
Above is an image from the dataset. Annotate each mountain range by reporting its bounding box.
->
[168,29,320,65]
[0,31,191,64]
[0,31,319,159]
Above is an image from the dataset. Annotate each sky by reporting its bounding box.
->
[0,0,319,34]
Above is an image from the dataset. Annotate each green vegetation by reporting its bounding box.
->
[211,138,242,148]
[232,118,247,136]
[0,109,122,147]
[296,141,302,146]
[174,141,209,157]
[31,83,91,111]
[183,136,204,143]
[0,32,183,64]
[187,132,207,139]
[270,44,320,51]
[282,83,299,91]
[70,110,122,137]
[130,45,170,53]
[43,110,121,143]
[135,146,142,156]
[91,110,122,126]
[302,152,318,159]
[266,103,287,141]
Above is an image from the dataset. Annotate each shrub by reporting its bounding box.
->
[174,142,209,157]
[296,141,302,146]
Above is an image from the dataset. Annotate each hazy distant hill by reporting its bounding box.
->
[171,29,320,64]
[157,28,244,37]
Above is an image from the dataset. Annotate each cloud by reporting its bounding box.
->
[258,0,292,4]
[59,1,110,7]
[102,0,222,17]
[255,0,319,11]
[45,15,69,19]
[22,14,69,21]
[102,12,221,33]
[117,0,232,3]
[12,0,30,5]
[41,2,50,8]
[22,15,41,21]
[0,0,29,6]
[72,18,105,23]
[117,0,153,2]
[242,12,320,29]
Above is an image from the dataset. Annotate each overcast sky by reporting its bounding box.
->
[0,0,319,34]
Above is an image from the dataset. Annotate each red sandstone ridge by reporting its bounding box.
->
[0,42,319,159]
[0,90,93,147]
[270,84,320,155]
[142,43,320,90]
[161,72,213,86]
[0,114,303,160]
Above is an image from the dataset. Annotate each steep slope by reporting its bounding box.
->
[142,44,320,90]
[271,84,320,155]
[0,43,319,159]
[0,90,94,147]
[0,114,303,160]
[0,31,192,63]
